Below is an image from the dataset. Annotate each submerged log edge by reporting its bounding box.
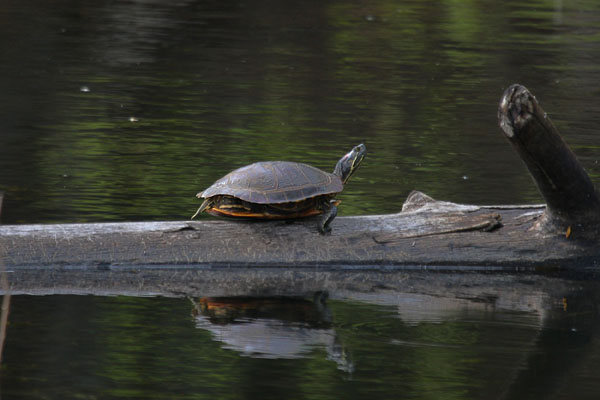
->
[498,84,600,236]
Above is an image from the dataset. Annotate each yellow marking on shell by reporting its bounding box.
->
[566,225,572,238]
[219,204,252,211]
[210,208,269,218]
[208,206,322,219]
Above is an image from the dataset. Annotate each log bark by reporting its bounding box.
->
[0,191,597,270]
[498,84,600,235]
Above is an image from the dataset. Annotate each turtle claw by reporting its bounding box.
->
[318,224,332,235]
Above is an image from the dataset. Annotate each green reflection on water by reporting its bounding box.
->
[1,0,600,223]
[3,292,598,399]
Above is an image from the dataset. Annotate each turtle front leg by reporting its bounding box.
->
[318,201,338,234]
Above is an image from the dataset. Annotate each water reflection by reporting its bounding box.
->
[1,283,600,398]
[189,284,600,399]
[501,287,600,399]
[191,295,354,372]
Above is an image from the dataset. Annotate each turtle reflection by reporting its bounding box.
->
[191,293,353,372]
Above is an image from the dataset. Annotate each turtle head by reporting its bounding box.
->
[333,144,366,184]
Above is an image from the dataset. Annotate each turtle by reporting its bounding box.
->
[191,144,366,233]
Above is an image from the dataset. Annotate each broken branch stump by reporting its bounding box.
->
[498,84,600,235]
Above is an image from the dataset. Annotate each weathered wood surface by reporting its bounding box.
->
[498,84,600,234]
[1,191,597,269]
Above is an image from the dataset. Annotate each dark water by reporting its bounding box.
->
[2,0,600,223]
[2,1,600,398]
[1,291,600,399]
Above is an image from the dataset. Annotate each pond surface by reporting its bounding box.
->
[1,0,600,223]
[1,290,600,399]
[2,0,600,398]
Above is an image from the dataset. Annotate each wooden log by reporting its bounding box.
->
[1,191,597,270]
[498,84,600,235]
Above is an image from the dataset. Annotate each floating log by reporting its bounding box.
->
[1,84,599,273]
[0,191,597,270]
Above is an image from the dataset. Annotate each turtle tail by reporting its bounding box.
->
[191,198,212,219]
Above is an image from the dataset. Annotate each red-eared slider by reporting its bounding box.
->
[191,144,366,233]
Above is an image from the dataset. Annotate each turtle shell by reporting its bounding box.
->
[199,161,343,204]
